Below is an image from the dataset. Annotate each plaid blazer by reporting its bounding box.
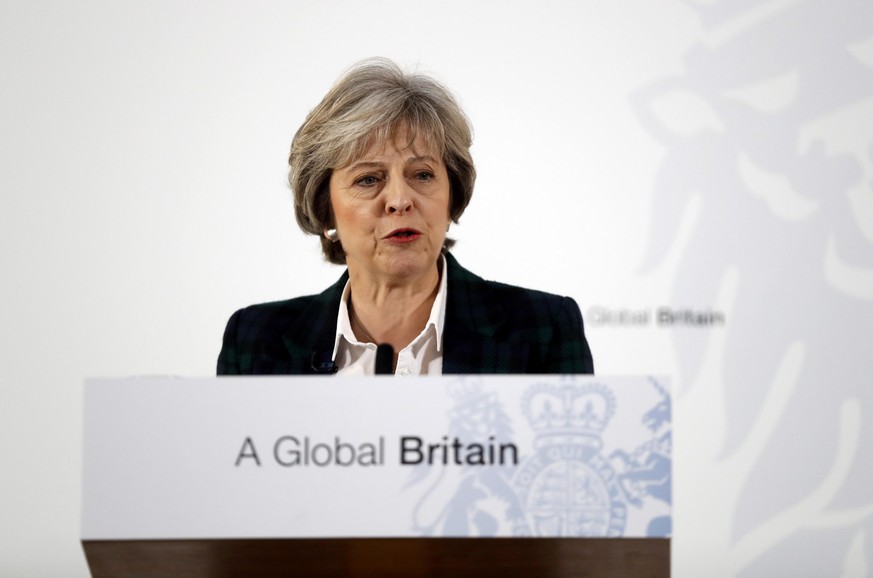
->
[217,253,593,375]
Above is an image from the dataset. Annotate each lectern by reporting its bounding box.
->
[82,376,671,577]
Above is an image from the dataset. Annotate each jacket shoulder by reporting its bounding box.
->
[217,278,345,375]
[444,253,593,373]
[231,293,327,332]
[447,253,574,324]
[480,278,582,333]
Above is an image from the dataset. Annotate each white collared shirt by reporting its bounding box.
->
[331,255,448,376]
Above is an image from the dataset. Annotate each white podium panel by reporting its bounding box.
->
[82,375,671,540]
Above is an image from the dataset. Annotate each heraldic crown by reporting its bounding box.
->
[522,382,616,439]
[448,377,485,402]
[446,378,501,440]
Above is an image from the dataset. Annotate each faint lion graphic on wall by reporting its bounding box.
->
[633,0,873,576]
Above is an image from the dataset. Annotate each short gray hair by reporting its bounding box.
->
[289,58,476,264]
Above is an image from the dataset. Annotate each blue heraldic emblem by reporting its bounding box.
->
[609,377,672,537]
[408,379,526,537]
[407,377,671,538]
[512,381,627,537]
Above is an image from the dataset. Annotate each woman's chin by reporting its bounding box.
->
[377,253,438,281]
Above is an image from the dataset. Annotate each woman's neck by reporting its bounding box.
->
[346,263,441,352]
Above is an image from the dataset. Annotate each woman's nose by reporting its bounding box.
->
[384,178,413,214]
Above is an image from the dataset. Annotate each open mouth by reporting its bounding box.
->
[388,229,420,239]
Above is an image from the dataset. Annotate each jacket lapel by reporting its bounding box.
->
[442,253,530,374]
[284,256,530,374]
[280,272,347,374]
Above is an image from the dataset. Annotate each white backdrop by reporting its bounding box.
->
[1,1,871,576]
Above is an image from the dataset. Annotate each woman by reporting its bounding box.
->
[218,59,593,375]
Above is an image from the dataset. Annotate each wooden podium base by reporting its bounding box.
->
[83,537,669,577]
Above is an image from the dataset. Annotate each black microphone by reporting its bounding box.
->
[375,343,394,375]
[310,351,338,374]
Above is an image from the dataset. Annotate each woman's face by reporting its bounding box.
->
[328,127,451,285]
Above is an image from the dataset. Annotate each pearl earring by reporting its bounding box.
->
[326,229,339,242]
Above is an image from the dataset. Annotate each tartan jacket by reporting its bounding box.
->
[217,253,593,375]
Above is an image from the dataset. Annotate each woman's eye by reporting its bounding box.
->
[355,175,380,187]
[415,171,434,182]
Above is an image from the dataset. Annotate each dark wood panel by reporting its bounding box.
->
[83,537,669,578]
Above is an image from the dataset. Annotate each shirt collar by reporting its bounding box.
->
[331,254,449,359]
